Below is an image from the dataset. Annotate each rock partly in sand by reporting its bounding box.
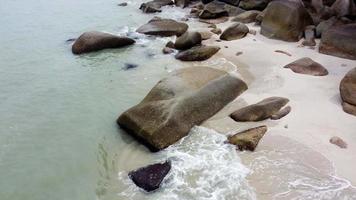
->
[228,125,268,151]
[199,31,213,40]
[329,136,348,149]
[261,1,313,42]
[239,0,270,11]
[211,28,222,34]
[224,4,246,16]
[139,0,173,13]
[319,23,356,60]
[220,22,249,41]
[129,161,171,192]
[218,0,240,6]
[71,31,135,55]
[199,1,229,19]
[284,57,328,76]
[340,67,356,116]
[232,10,261,23]
[199,16,229,24]
[270,105,291,120]
[165,41,175,48]
[174,31,202,50]
[302,25,316,46]
[175,45,220,61]
[230,97,289,122]
[117,67,247,151]
[136,17,188,37]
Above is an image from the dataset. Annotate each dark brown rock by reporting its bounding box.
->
[174,31,202,50]
[117,67,247,151]
[319,23,356,60]
[331,0,356,17]
[175,45,220,61]
[118,2,128,6]
[284,57,328,76]
[72,31,135,55]
[139,0,174,13]
[199,16,229,24]
[199,1,229,19]
[162,47,174,54]
[270,106,291,120]
[232,10,261,23]
[220,22,249,41]
[228,126,268,151]
[230,97,289,122]
[218,0,240,6]
[136,18,188,37]
[239,0,270,11]
[329,136,348,148]
[340,67,356,110]
[129,161,171,192]
[261,1,313,42]
[342,101,356,116]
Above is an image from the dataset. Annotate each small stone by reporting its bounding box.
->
[211,28,222,35]
[236,51,243,56]
[118,2,128,6]
[228,125,268,151]
[329,136,347,149]
[162,47,174,54]
[123,63,138,70]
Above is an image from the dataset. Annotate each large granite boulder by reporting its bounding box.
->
[129,161,171,192]
[175,45,220,61]
[340,67,356,116]
[319,23,356,60]
[174,31,202,50]
[232,10,261,23]
[139,0,174,13]
[199,1,229,19]
[220,22,249,40]
[230,97,289,122]
[283,57,329,76]
[228,125,268,151]
[72,31,135,55]
[117,67,248,151]
[136,17,188,37]
[261,1,313,42]
[239,0,270,11]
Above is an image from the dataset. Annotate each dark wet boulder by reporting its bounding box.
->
[331,0,356,17]
[175,45,220,61]
[71,31,135,55]
[199,1,229,19]
[218,0,240,6]
[118,67,247,151]
[228,125,268,151]
[220,22,249,40]
[261,1,313,42]
[239,0,270,11]
[340,67,356,116]
[230,97,289,122]
[284,57,328,76]
[129,161,171,192]
[329,136,348,148]
[319,23,356,60]
[270,105,291,120]
[302,25,316,46]
[139,0,174,13]
[199,16,229,24]
[174,31,202,50]
[136,18,188,37]
[232,10,261,23]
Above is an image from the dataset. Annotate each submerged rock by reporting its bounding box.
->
[228,125,268,151]
[340,67,356,116]
[220,22,249,41]
[319,24,356,60]
[329,136,348,149]
[72,31,135,54]
[129,161,171,192]
[139,0,173,13]
[174,31,202,50]
[283,57,328,76]
[230,97,289,122]
[232,10,261,23]
[261,1,313,42]
[117,67,247,151]
[271,105,291,120]
[136,17,188,37]
[175,45,220,61]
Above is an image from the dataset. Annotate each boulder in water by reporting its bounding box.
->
[228,125,268,151]
[129,161,171,192]
[136,17,188,37]
[175,45,220,61]
[261,1,313,42]
[174,31,202,50]
[283,57,328,76]
[72,31,135,55]
[139,0,174,13]
[220,22,249,41]
[230,97,289,122]
[319,23,356,60]
[118,67,248,151]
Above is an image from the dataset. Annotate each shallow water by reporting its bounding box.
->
[1,1,356,200]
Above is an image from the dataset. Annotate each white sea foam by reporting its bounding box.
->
[117,126,256,200]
